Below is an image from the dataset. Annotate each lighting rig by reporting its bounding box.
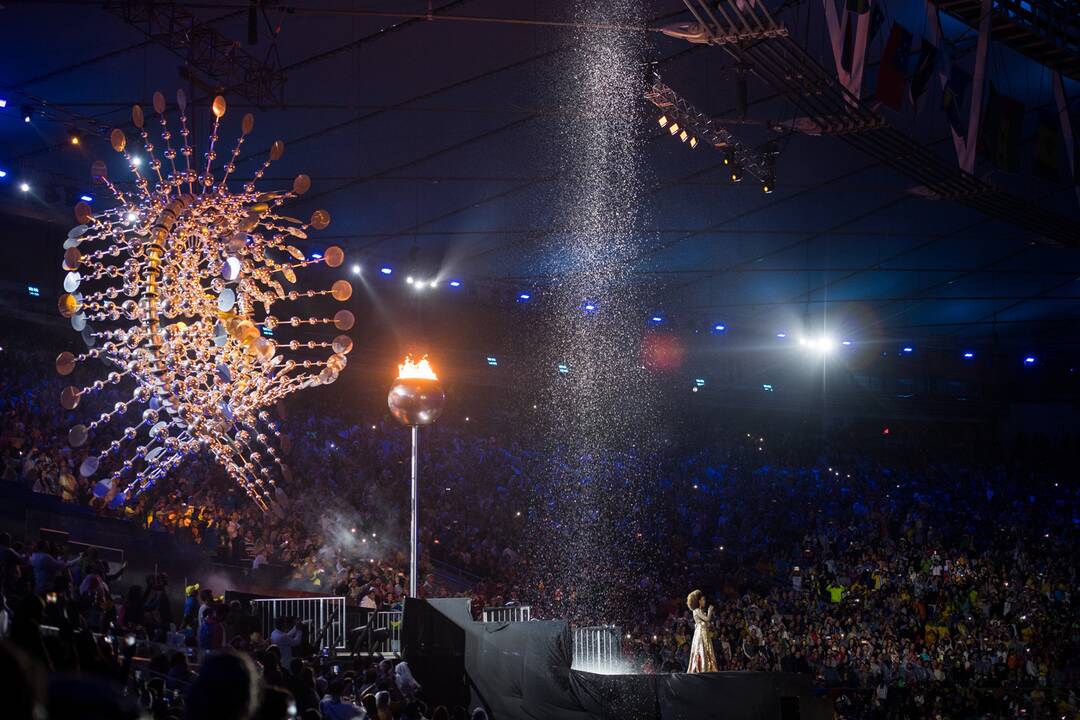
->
[645,70,777,191]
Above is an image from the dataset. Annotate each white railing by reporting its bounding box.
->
[371,609,402,653]
[482,605,532,623]
[572,625,624,674]
[250,596,347,651]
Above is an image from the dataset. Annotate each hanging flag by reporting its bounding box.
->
[1033,110,1061,181]
[846,0,871,13]
[841,15,855,73]
[909,39,937,106]
[980,84,1025,172]
[869,4,886,43]
[875,23,913,110]
[942,64,970,135]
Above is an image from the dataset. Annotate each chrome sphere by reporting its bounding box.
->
[387,377,445,426]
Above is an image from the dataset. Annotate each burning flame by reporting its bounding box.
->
[397,354,438,381]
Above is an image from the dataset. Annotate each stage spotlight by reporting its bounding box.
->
[68,129,81,146]
[131,155,143,167]
[0,98,7,108]
[125,211,138,222]
[723,148,734,166]
[486,356,498,367]
[380,266,393,275]
[0,169,7,178]
[1024,355,1036,366]
[351,264,361,275]
[449,280,462,288]
[775,332,786,339]
[79,194,93,202]
[406,275,415,284]
[429,280,438,289]
[21,105,32,123]
[689,136,698,149]
[557,363,570,374]
[310,252,322,260]
[962,351,975,360]
[19,181,30,193]
[761,181,773,194]
[902,346,914,354]
[658,115,669,128]
[584,302,596,312]
[668,122,680,136]
[27,285,40,297]
[729,164,743,183]
[650,315,663,323]
[841,340,852,346]
[678,129,689,143]
[518,292,531,302]
[713,323,725,333]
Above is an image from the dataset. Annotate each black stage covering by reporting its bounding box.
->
[402,599,832,720]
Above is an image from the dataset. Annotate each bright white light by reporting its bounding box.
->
[131,156,143,167]
[125,211,138,222]
[449,280,462,288]
[351,264,361,275]
[0,170,7,178]
[19,182,30,193]
[406,276,414,284]
[429,280,438,288]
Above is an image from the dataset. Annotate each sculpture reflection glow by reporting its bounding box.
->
[56,90,353,511]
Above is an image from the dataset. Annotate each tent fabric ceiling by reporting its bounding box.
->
[1,0,1078,348]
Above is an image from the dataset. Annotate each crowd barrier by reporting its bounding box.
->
[482,605,531,623]
[370,609,402,653]
[572,625,624,673]
[250,596,347,651]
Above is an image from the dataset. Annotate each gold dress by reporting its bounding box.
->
[687,606,718,673]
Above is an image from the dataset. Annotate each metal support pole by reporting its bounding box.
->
[409,424,419,598]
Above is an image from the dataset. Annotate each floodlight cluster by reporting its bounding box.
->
[55,90,354,511]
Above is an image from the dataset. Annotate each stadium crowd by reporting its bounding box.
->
[2,339,1079,718]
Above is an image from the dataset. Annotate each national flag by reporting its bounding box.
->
[942,64,970,135]
[841,16,855,73]
[980,84,1025,172]
[875,23,913,110]
[1032,110,1061,181]
[846,0,871,13]
[869,4,886,43]
[909,39,937,106]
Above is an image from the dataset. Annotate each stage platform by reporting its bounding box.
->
[402,599,832,720]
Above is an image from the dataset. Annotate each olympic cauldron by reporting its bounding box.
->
[388,355,444,597]
[387,356,445,426]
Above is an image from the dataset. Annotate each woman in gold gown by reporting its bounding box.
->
[686,589,718,673]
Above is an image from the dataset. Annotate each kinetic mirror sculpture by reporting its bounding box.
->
[55,90,354,511]
[388,355,445,596]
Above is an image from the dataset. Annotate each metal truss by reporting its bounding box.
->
[103,1,285,108]
[936,0,1080,81]
[644,73,775,182]
[677,0,1079,246]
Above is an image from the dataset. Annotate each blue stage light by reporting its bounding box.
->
[80,194,93,202]
[841,340,852,346]
[261,326,273,337]
[310,252,322,260]
[775,332,786,339]
[380,266,393,275]
[694,378,705,387]
[518,292,531,301]
[0,99,7,108]
[584,302,596,312]
[557,363,570,374]
[0,169,7,178]
[650,315,663,323]
[1024,356,1036,366]
[486,356,498,367]
[713,323,726,333]
[902,346,914,354]
[762,383,774,392]
[963,351,975,359]
[27,285,40,297]
[449,280,462,288]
